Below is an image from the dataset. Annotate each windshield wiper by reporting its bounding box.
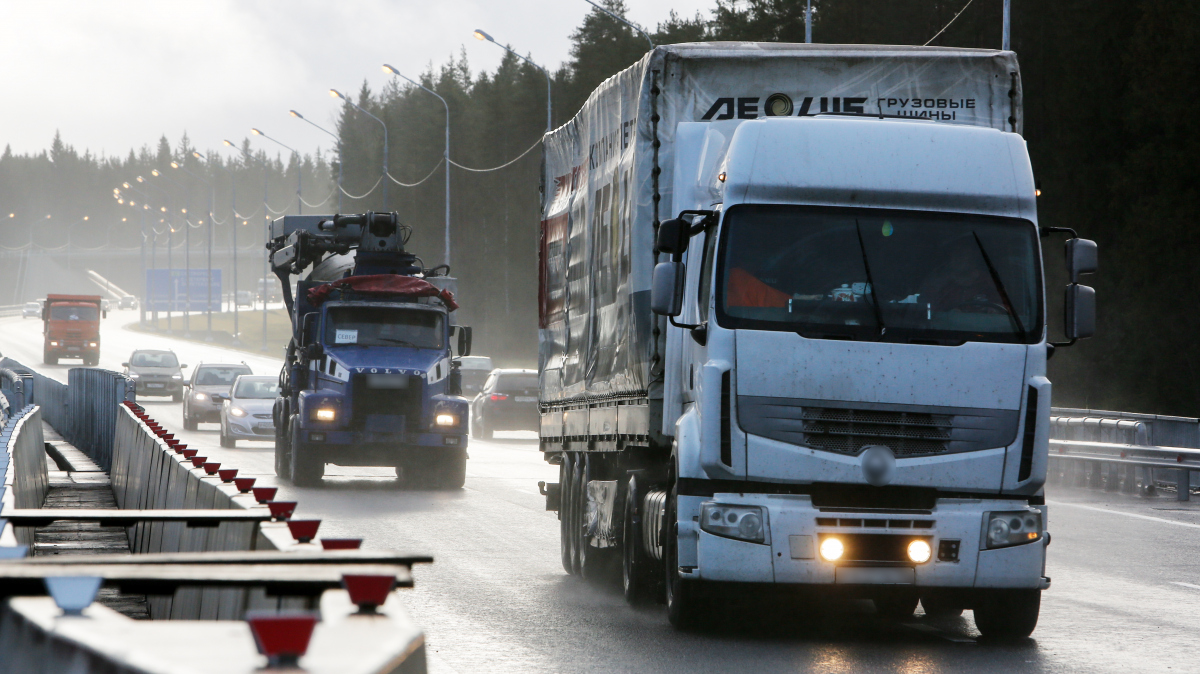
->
[971,230,1025,336]
[376,338,421,347]
[854,220,886,339]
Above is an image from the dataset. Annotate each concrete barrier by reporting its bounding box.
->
[1,405,48,548]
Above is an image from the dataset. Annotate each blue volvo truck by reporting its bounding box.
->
[267,212,473,488]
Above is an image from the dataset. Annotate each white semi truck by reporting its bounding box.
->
[537,43,1096,636]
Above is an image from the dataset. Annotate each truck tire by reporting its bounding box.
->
[438,449,467,489]
[973,589,1040,639]
[577,455,614,582]
[44,351,57,365]
[290,415,324,487]
[559,455,575,575]
[665,485,707,630]
[274,417,293,480]
[622,475,653,605]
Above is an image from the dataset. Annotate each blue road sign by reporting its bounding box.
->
[146,269,221,312]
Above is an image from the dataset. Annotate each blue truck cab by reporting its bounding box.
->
[268,212,472,488]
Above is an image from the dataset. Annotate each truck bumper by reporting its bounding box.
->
[302,429,467,465]
[677,493,1047,590]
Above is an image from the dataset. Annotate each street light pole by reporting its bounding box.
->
[382,65,451,266]
[203,148,242,345]
[290,109,343,212]
[138,176,173,329]
[225,141,272,353]
[473,29,552,133]
[330,88,389,209]
[175,157,217,340]
[152,169,192,336]
[582,0,654,49]
[251,128,302,214]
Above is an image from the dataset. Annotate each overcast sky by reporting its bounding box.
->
[0,0,713,159]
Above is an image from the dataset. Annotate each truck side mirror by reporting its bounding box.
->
[656,218,689,255]
[452,326,472,357]
[300,313,317,347]
[1066,238,1097,282]
[1064,283,1096,340]
[651,261,684,317]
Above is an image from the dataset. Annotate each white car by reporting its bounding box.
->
[219,375,279,447]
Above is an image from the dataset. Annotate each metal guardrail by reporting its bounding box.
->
[1048,414,1199,501]
[0,305,25,318]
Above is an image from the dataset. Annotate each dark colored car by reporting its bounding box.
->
[470,369,539,439]
[123,350,187,401]
[182,362,253,430]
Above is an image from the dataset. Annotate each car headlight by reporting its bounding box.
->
[229,407,247,418]
[700,503,769,544]
[984,510,1042,549]
[435,413,457,426]
[315,408,336,422]
[171,374,183,380]
[129,373,139,379]
[193,392,208,402]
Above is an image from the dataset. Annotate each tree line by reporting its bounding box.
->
[2,0,1197,415]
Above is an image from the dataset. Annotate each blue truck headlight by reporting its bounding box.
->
[315,408,336,422]
[984,510,1042,548]
[700,503,769,544]
[435,413,457,426]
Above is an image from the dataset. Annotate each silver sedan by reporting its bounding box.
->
[219,375,280,448]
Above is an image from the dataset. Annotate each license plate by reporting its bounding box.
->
[835,567,915,585]
[147,383,164,389]
[256,423,274,430]
[515,396,537,402]
[67,347,80,351]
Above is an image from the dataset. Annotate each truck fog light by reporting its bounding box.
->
[435,413,457,426]
[819,537,844,561]
[907,539,932,563]
[984,510,1042,548]
[315,408,336,422]
[699,503,769,544]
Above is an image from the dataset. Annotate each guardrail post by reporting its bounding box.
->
[1178,469,1191,502]
[1141,467,1158,496]
[1104,463,1119,492]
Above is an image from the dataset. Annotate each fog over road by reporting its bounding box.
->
[3,312,1200,673]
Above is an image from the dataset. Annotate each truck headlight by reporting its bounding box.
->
[907,539,932,563]
[229,407,247,418]
[819,536,844,561]
[193,392,208,401]
[315,408,336,422]
[87,342,98,347]
[984,510,1042,548]
[435,413,457,426]
[700,503,769,544]
[49,341,59,346]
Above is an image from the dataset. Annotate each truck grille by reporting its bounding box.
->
[799,407,951,457]
[351,374,422,430]
[738,396,1020,458]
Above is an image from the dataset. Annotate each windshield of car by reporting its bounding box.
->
[130,352,179,368]
[233,379,279,399]
[25,302,39,309]
[324,306,444,349]
[195,367,252,386]
[716,205,1042,344]
[496,374,538,393]
[49,305,98,321]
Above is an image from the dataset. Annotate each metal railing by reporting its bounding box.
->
[1048,410,1200,501]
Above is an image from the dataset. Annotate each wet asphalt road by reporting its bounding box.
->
[3,312,1200,673]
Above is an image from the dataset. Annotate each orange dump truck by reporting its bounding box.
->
[42,294,105,365]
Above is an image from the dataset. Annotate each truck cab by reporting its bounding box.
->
[269,212,472,488]
[42,294,105,366]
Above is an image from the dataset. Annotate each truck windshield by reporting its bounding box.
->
[324,307,444,349]
[50,305,98,321]
[716,205,1042,344]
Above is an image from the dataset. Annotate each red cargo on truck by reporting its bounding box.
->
[42,294,105,365]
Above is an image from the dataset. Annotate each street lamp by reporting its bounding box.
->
[382,64,451,266]
[250,128,303,214]
[223,140,272,352]
[330,87,389,209]
[172,159,218,341]
[152,168,195,337]
[473,29,552,133]
[289,109,343,212]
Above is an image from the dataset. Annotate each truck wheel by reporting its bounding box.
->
[622,475,652,605]
[274,417,293,480]
[665,486,707,630]
[290,415,323,487]
[44,351,57,365]
[577,455,615,582]
[973,590,1041,639]
[875,594,919,620]
[559,455,575,575]
[438,449,467,489]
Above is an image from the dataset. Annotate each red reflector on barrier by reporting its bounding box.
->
[190,456,208,468]
[202,462,221,475]
[252,487,277,503]
[173,444,188,454]
[245,611,318,668]
[287,519,321,543]
[234,477,256,493]
[319,538,363,550]
[160,433,174,442]
[342,574,396,613]
[181,449,198,459]
[218,468,238,483]
[267,501,297,521]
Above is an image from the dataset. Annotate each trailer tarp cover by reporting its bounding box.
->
[307,275,458,310]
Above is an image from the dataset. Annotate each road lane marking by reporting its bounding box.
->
[1047,500,1200,529]
[1172,582,1200,591]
